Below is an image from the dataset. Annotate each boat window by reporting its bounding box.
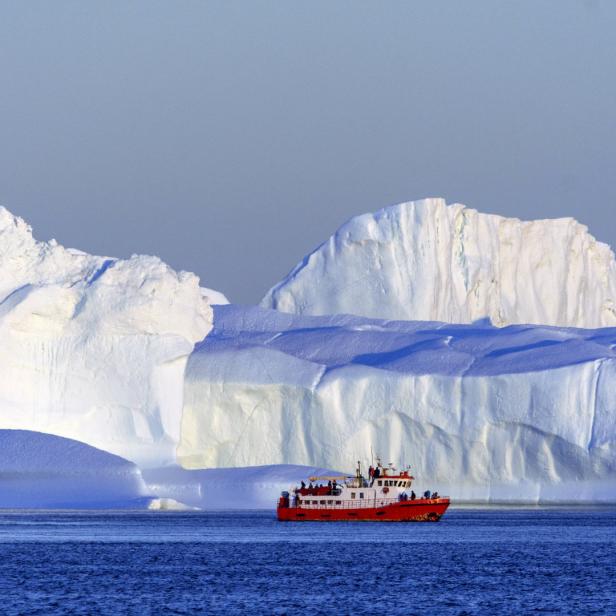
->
[359,493,364,499]
[398,481,404,487]
[385,480,390,487]
[320,500,325,505]
[377,480,382,486]
[406,481,411,488]
[335,500,341,504]
[351,492,356,499]
[327,500,333,504]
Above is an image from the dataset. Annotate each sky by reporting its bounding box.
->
[1,1,615,303]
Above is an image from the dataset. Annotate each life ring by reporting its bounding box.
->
[383,487,389,494]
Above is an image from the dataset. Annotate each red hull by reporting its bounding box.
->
[277,498,449,522]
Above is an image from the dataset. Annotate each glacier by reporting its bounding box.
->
[262,198,616,328]
[0,207,221,467]
[179,305,616,503]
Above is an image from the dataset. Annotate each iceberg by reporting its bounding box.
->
[0,430,151,508]
[0,207,220,467]
[1,202,615,505]
[0,428,329,510]
[179,305,616,503]
[262,198,616,328]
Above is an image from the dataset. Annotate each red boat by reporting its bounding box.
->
[277,460,450,522]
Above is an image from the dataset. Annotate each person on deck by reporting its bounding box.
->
[411,491,416,500]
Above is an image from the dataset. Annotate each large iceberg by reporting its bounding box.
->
[179,305,616,502]
[262,198,616,328]
[1,202,615,505]
[0,207,222,467]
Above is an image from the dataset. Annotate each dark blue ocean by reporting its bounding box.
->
[0,508,614,615]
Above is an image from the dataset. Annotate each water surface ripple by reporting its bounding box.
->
[0,508,614,615]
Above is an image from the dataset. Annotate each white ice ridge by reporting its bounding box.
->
[179,305,616,503]
[0,430,151,508]
[262,198,616,328]
[0,207,221,467]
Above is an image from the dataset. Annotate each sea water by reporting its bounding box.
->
[0,508,614,615]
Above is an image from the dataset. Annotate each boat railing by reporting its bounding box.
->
[292,497,448,510]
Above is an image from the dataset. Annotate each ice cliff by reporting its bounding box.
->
[180,305,616,502]
[0,207,221,467]
[262,198,616,328]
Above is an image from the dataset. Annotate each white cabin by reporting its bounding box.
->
[292,464,423,510]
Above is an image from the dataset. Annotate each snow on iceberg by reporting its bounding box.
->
[0,207,218,467]
[0,430,151,508]
[178,305,616,503]
[262,198,616,328]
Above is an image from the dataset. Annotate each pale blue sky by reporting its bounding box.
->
[1,1,614,302]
